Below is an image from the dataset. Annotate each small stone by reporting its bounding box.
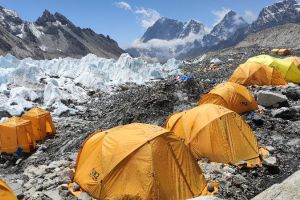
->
[266,146,275,153]
[232,174,247,185]
[78,192,92,200]
[72,182,80,191]
[263,156,277,166]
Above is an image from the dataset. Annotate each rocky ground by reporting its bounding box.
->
[0,46,300,199]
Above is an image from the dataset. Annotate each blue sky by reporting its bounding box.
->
[0,0,279,48]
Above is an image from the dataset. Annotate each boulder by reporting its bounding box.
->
[262,156,277,167]
[271,106,300,120]
[283,88,300,101]
[257,91,288,108]
[252,170,300,200]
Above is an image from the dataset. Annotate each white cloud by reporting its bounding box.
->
[114,1,160,29]
[212,8,231,26]
[135,8,161,29]
[243,10,257,23]
[131,32,203,50]
[115,1,132,11]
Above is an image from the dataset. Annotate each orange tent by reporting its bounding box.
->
[164,104,261,166]
[72,123,213,200]
[229,62,287,86]
[0,179,17,200]
[22,107,56,141]
[0,117,36,154]
[198,82,258,114]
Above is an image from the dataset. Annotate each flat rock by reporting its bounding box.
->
[257,91,288,108]
[252,170,300,200]
[271,106,300,119]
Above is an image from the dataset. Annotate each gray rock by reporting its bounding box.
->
[252,170,300,200]
[232,174,247,185]
[257,91,288,108]
[78,192,92,200]
[266,146,275,153]
[271,106,300,119]
[263,156,277,167]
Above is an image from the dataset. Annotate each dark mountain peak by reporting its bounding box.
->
[35,9,56,25]
[141,17,184,42]
[185,19,203,27]
[210,11,248,36]
[179,19,206,38]
[54,12,74,26]
[35,10,75,27]
[283,0,298,5]
[156,17,180,24]
[222,10,247,24]
[225,10,237,17]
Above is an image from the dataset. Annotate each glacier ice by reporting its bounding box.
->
[0,53,183,117]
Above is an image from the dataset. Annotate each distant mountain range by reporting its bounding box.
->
[127,0,300,62]
[0,7,124,59]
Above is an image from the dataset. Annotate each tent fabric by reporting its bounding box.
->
[198,82,258,114]
[285,56,300,70]
[0,179,17,200]
[22,107,56,141]
[164,104,260,165]
[229,62,287,86]
[0,117,36,154]
[247,55,300,83]
[73,123,207,200]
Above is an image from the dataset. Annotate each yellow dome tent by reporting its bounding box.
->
[0,117,36,154]
[72,123,214,200]
[285,56,300,70]
[247,55,300,83]
[0,179,17,200]
[198,82,258,114]
[229,62,287,86]
[164,104,261,166]
[22,107,56,141]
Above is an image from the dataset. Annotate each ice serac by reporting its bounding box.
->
[0,54,183,116]
[0,6,124,59]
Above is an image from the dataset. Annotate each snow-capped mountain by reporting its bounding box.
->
[127,17,207,62]
[128,0,300,62]
[250,0,300,33]
[203,11,248,46]
[0,7,124,59]
[127,12,247,62]
[215,0,300,51]
[179,19,206,38]
[140,17,206,42]
[141,17,184,42]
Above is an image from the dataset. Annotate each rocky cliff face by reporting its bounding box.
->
[0,7,124,59]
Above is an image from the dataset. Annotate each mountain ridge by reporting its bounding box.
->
[127,0,300,62]
[0,7,124,59]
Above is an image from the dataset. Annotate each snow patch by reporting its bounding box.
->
[29,23,44,38]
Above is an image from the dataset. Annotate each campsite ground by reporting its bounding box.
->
[0,45,300,199]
